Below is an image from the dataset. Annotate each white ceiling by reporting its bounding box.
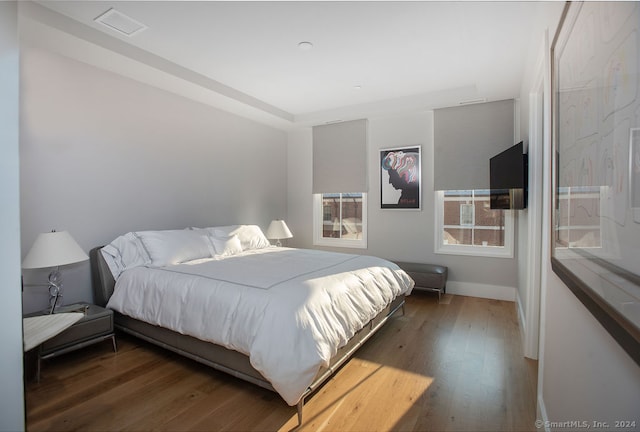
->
[22,1,552,129]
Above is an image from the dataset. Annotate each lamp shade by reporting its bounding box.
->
[22,231,89,269]
[266,220,293,240]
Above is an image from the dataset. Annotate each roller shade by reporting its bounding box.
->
[312,119,368,194]
[434,99,514,190]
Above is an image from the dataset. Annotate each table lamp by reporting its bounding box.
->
[22,230,89,314]
[266,220,293,247]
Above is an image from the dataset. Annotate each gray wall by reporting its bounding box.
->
[0,2,25,430]
[542,270,640,425]
[287,111,519,299]
[20,49,287,313]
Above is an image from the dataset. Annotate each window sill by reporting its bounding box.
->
[435,244,513,258]
[313,238,367,249]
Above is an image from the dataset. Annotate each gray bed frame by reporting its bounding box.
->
[90,246,405,426]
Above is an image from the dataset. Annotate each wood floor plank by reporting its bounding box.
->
[25,294,538,431]
[30,357,187,431]
[124,372,240,431]
[28,354,168,428]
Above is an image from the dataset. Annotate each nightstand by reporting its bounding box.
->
[26,302,117,381]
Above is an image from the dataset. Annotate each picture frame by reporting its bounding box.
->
[631,128,640,217]
[551,1,640,365]
[380,146,421,209]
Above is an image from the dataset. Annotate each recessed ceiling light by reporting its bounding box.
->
[298,41,314,51]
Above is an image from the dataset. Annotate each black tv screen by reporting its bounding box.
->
[490,141,527,209]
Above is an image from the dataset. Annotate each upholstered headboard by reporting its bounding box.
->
[90,246,115,307]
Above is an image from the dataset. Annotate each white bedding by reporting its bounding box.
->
[106,247,413,405]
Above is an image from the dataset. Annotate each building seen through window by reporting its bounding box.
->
[321,193,363,239]
[442,190,505,247]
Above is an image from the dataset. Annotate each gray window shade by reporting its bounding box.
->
[312,119,368,194]
[434,99,514,190]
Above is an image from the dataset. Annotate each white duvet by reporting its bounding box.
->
[106,247,413,405]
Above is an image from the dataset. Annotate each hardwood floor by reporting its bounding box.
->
[25,294,538,431]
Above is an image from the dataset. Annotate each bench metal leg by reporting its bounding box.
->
[296,399,304,427]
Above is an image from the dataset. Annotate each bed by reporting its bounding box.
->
[90,225,414,425]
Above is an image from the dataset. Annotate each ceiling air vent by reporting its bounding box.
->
[94,8,147,37]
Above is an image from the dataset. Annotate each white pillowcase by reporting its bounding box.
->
[103,225,269,278]
[101,232,151,279]
[210,234,243,257]
[136,229,215,267]
[208,225,270,251]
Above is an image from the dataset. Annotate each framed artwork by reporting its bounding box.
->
[551,1,640,365]
[631,128,640,219]
[380,146,421,209]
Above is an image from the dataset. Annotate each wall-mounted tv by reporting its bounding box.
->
[490,141,528,209]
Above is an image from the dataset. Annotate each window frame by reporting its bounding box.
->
[434,190,514,258]
[313,193,368,249]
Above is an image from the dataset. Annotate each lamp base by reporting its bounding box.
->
[49,291,62,314]
[48,268,63,314]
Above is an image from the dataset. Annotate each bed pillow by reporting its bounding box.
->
[101,232,151,279]
[136,229,215,267]
[210,225,271,251]
[209,234,243,257]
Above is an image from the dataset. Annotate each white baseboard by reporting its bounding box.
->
[446,281,516,302]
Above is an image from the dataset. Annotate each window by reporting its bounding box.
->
[435,190,513,258]
[313,193,367,248]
